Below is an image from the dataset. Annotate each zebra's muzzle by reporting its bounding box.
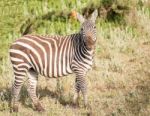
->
[85,35,96,50]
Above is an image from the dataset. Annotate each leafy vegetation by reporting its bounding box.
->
[0,0,150,115]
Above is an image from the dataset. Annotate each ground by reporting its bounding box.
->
[0,30,150,116]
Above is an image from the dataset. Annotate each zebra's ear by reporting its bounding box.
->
[76,12,85,23]
[90,9,98,22]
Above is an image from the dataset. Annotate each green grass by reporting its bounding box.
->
[0,0,150,115]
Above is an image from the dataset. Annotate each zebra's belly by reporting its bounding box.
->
[38,64,73,78]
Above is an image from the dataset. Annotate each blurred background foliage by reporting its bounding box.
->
[0,0,150,71]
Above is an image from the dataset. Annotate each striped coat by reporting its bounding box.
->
[10,34,93,78]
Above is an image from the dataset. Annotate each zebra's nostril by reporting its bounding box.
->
[87,35,92,40]
[86,32,92,39]
[87,32,92,36]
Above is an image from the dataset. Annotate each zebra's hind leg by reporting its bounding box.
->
[11,70,26,112]
[27,69,45,112]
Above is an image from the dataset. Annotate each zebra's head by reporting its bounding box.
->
[77,10,98,49]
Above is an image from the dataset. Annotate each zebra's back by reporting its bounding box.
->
[10,34,75,78]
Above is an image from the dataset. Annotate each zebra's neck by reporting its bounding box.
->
[71,33,94,60]
[75,33,94,55]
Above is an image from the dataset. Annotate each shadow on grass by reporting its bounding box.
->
[0,86,11,111]
[38,87,74,107]
[0,85,74,111]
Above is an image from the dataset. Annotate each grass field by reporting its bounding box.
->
[0,0,150,116]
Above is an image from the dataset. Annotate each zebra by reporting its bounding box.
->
[9,10,98,112]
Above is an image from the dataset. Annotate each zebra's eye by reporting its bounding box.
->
[94,26,96,29]
[81,28,83,31]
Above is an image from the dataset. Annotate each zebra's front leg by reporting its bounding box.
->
[74,74,88,108]
[73,78,80,107]
[27,69,45,112]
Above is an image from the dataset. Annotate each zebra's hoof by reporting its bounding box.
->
[72,102,79,108]
[34,102,45,112]
[11,105,18,112]
[84,103,91,109]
